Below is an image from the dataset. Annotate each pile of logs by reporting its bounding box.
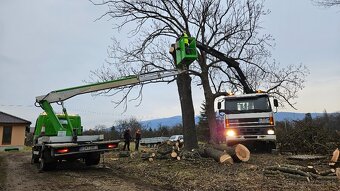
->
[264,148,340,181]
[155,141,185,160]
[117,141,251,164]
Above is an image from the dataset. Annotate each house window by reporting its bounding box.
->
[2,126,12,145]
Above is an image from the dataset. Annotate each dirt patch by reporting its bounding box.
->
[1,150,339,191]
[0,155,7,190]
[0,151,162,191]
[105,151,340,191]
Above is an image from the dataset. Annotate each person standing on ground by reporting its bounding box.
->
[123,128,132,151]
[135,129,141,151]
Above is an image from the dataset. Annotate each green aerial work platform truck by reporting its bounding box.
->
[31,69,191,171]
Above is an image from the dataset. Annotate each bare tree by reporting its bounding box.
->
[91,0,308,144]
[313,0,340,7]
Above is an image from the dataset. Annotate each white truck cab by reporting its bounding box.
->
[217,92,278,150]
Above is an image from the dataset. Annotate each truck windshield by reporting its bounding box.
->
[224,95,271,114]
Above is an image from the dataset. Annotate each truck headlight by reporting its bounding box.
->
[226,129,236,137]
[267,129,275,135]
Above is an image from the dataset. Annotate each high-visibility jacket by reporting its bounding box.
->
[183,33,189,46]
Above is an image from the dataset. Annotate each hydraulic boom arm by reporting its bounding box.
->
[196,41,254,94]
[36,70,183,103]
[35,69,184,138]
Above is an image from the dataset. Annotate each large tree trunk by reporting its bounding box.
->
[176,72,198,150]
[198,51,218,144]
[205,96,218,143]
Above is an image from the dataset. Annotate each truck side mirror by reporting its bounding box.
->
[217,102,221,110]
[273,99,278,108]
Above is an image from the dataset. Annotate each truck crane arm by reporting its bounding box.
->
[195,41,254,94]
[36,69,183,103]
[35,69,184,140]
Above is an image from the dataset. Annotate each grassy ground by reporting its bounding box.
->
[0,155,7,189]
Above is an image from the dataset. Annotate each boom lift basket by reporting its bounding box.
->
[175,36,198,68]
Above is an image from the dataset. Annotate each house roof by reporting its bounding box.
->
[0,111,31,125]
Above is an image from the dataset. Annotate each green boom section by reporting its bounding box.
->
[36,75,140,103]
[34,100,81,139]
[55,75,137,93]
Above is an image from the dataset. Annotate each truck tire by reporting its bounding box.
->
[39,149,56,171]
[31,147,40,164]
[31,153,39,164]
[85,152,100,166]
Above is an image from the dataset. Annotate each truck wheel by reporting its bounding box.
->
[85,153,100,166]
[39,150,56,171]
[266,142,276,153]
[31,154,39,164]
[31,147,39,164]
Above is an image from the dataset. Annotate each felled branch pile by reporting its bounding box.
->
[264,148,340,181]
[264,164,338,181]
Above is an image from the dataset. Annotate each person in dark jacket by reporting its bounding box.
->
[123,128,132,151]
[135,129,141,151]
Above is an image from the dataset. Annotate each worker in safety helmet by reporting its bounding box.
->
[182,31,190,55]
[183,31,189,46]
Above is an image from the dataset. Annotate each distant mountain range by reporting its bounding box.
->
[141,112,325,129]
[141,116,200,129]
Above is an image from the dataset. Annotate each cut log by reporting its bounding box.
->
[288,155,326,161]
[319,169,336,176]
[234,144,250,162]
[265,166,312,178]
[204,147,233,164]
[176,156,181,160]
[280,164,317,174]
[212,144,250,162]
[171,151,178,158]
[330,148,339,163]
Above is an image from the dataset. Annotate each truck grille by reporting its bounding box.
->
[239,128,267,135]
[229,118,272,128]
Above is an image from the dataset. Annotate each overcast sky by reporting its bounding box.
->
[0,0,339,129]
